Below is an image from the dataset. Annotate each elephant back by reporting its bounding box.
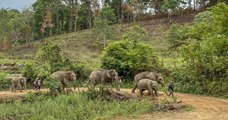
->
[89,70,103,85]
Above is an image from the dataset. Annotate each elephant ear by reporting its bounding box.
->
[19,77,26,83]
[155,73,158,80]
[106,70,112,78]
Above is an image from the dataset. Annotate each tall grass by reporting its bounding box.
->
[0,93,151,120]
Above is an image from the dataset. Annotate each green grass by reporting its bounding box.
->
[0,93,152,120]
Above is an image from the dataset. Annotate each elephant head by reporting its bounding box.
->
[155,73,164,87]
[65,71,77,81]
[19,77,27,85]
[105,69,122,91]
[19,76,27,91]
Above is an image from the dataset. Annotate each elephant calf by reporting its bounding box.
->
[11,76,27,92]
[137,79,158,99]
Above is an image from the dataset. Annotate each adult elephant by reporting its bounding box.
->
[50,71,77,92]
[131,71,164,93]
[89,69,122,91]
[11,76,27,92]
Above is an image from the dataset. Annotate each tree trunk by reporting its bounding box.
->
[69,7,73,32]
[74,17,78,32]
[103,34,106,49]
[88,10,92,28]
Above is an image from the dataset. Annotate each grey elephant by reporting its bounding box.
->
[50,71,77,92]
[132,71,164,93]
[11,76,27,92]
[89,69,122,91]
[137,79,158,99]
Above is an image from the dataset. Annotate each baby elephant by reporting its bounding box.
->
[137,79,158,99]
[11,76,27,92]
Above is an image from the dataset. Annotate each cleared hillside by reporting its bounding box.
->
[0,14,195,68]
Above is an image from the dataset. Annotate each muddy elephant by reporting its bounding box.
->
[11,76,27,92]
[50,71,77,92]
[131,71,164,93]
[89,69,122,91]
[137,79,158,99]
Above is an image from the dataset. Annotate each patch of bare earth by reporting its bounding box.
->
[115,89,228,120]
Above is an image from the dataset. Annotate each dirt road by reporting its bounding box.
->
[0,88,228,120]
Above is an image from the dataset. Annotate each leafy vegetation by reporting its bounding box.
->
[166,3,228,97]
[0,93,152,120]
[101,39,158,79]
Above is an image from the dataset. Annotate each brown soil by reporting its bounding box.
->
[0,88,228,120]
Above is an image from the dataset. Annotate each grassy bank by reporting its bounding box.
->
[0,93,152,120]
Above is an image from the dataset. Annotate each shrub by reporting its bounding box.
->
[123,25,148,41]
[0,72,10,90]
[166,24,189,49]
[36,39,64,73]
[24,91,49,103]
[22,62,37,82]
[101,40,159,79]
[43,77,62,94]
[72,62,92,80]
[165,3,228,97]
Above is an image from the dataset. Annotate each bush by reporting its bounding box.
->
[0,72,10,90]
[43,77,62,94]
[24,91,49,103]
[164,3,228,97]
[166,24,189,49]
[22,62,37,82]
[36,39,64,73]
[81,86,113,101]
[72,62,92,80]
[101,40,159,79]
[123,25,148,41]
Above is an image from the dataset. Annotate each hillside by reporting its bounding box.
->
[0,14,195,68]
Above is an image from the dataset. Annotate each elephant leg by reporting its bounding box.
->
[139,89,143,97]
[131,84,137,93]
[148,84,155,99]
[154,89,158,97]
[24,83,27,92]
[11,85,15,92]
[62,84,67,93]
[19,83,22,92]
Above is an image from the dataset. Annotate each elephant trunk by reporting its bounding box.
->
[115,76,121,91]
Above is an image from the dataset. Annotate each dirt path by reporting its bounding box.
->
[116,89,228,120]
[0,88,228,120]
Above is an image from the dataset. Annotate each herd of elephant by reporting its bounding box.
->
[9,69,164,99]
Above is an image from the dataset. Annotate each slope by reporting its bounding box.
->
[0,14,195,68]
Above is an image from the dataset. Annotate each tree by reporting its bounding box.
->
[161,0,181,22]
[93,5,117,48]
[101,40,158,79]
[40,9,54,38]
[101,24,158,78]
[168,3,228,95]
[36,39,64,73]
[166,24,189,49]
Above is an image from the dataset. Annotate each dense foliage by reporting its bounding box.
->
[166,3,228,96]
[101,39,158,78]
[0,0,223,50]
[36,40,64,73]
